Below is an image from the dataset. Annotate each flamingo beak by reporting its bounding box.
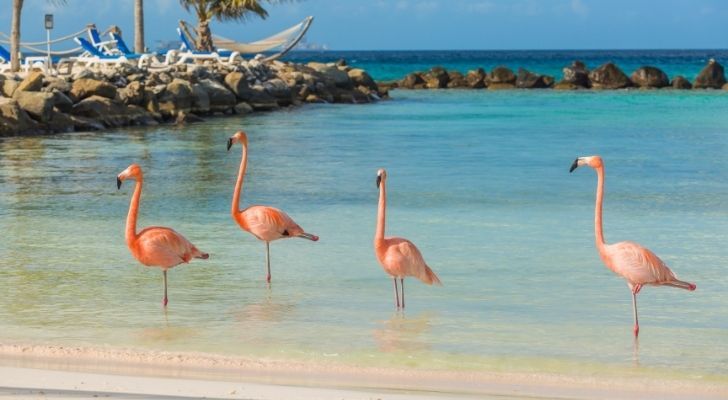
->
[117,177,122,189]
[569,157,580,173]
[226,138,233,151]
[376,175,381,189]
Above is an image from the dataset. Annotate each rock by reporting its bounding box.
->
[43,77,71,93]
[2,79,19,97]
[70,115,105,131]
[347,68,377,91]
[72,95,155,127]
[71,69,98,81]
[516,68,554,88]
[671,76,692,89]
[70,79,118,101]
[305,94,325,103]
[118,81,144,106]
[560,60,590,87]
[423,66,450,89]
[488,83,516,90]
[175,111,204,125]
[13,91,55,122]
[694,59,726,89]
[465,68,487,88]
[446,71,466,88]
[0,98,41,136]
[198,78,235,113]
[263,78,292,103]
[51,90,74,113]
[16,71,44,92]
[234,102,254,114]
[307,62,352,88]
[249,100,280,111]
[400,73,425,89]
[127,73,145,82]
[46,109,75,132]
[631,66,669,88]
[190,84,210,114]
[553,81,585,90]
[157,79,193,117]
[589,62,631,89]
[224,72,249,99]
[487,67,516,85]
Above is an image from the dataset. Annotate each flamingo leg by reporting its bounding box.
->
[393,278,400,308]
[265,241,271,283]
[400,278,405,309]
[162,270,168,307]
[631,284,641,337]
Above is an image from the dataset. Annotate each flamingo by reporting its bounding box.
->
[570,155,696,336]
[227,131,319,283]
[374,169,441,308]
[117,164,209,306]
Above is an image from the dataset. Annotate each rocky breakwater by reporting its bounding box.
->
[382,59,727,92]
[0,59,385,136]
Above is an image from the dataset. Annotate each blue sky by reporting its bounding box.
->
[2,0,727,50]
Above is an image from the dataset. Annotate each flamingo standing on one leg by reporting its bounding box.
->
[374,169,441,308]
[227,131,319,283]
[117,164,209,306]
[570,156,696,337]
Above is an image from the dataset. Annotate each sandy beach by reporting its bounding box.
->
[1,343,727,400]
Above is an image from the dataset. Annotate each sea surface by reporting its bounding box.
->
[1,51,728,382]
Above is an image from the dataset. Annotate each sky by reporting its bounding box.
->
[1,0,727,50]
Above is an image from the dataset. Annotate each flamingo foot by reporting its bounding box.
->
[633,324,639,337]
[266,275,271,283]
[162,297,168,307]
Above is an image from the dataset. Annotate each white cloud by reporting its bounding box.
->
[570,0,589,16]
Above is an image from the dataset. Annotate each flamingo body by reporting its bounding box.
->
[117,163,208,306]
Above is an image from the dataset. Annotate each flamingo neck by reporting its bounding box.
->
[232,143,248,220]
[594,165,607,251]
[126,177,142,247]
[375,181,386,242]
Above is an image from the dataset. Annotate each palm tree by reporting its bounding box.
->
[10,0,66,73]
[179,0,282,52]
[134,0,145,53]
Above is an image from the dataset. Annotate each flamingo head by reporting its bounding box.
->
[376,168,387,188]
[227,130,248,151]
[117,163,143,189]
[569,155,603,173]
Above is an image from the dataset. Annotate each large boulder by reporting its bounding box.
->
[307,62,352,88]
[631,66,669,88]
[13,91,55,122]
[71,95,155,127]
[588,62,631,89]
[446,71,466,88]
[693,59,726,89]
[347,68,377,91]
[423,66,450,89]
[157,78,193,116]
[0,98,41,136]
[400,72,425,89]
[190,84,210,114]
[559,60,590,87]
[263,78,293,102]
[43,77,72,93]
[224,72,276,104]
[671,75,692,89]
[516,68,554,88]
[46,110,75,133]
[2,79,19,97]
[70,78,118,101]
[118,81,144,106]
[487,66,516,86]
[465,68,487,88]
[198,78,236,113]
[16,71,44,92]
[51,90,74,113]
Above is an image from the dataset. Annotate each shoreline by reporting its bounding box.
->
[1,343,727,399]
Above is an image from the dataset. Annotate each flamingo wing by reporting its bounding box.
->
[135,227,198,267]
[379,237,431,279]
[606,241,678,285]
[240,206,297,241]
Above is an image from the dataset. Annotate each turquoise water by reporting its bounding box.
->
[1,89,727,380]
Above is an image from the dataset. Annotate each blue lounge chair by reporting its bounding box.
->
[73,37,154,68]
[174,27,240,65]
[0,44,11,62]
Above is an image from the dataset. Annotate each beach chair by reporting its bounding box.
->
[87,25,119,55]
[72,37,154,68]
[174,27,240,65]
[0,43,53,73]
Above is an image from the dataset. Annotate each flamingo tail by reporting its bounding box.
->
[297,232,319,242]
[420,265,442,286]
[665,279,696,291]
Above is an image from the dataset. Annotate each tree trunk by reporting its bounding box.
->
[10,0,23,72]
[134,0,144,53]
[196,19,214,52]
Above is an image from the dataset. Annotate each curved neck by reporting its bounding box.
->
[594,165,606,250]
[375,181,386,241]
[126,177,142,246]
[232,143,248,217]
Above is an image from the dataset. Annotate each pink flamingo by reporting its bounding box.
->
[227,131,319,283]
[117,164,209,306]
[375,169,441,308]
[570,156,696,336]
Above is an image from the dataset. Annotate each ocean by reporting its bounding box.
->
[0,50,727,382]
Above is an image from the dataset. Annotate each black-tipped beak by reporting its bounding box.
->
[226,138,233,151]
[376,175,381,189]
[116,177,122,190]
[569,158,579,173]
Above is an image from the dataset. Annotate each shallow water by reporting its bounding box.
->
[1,89,727,380]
